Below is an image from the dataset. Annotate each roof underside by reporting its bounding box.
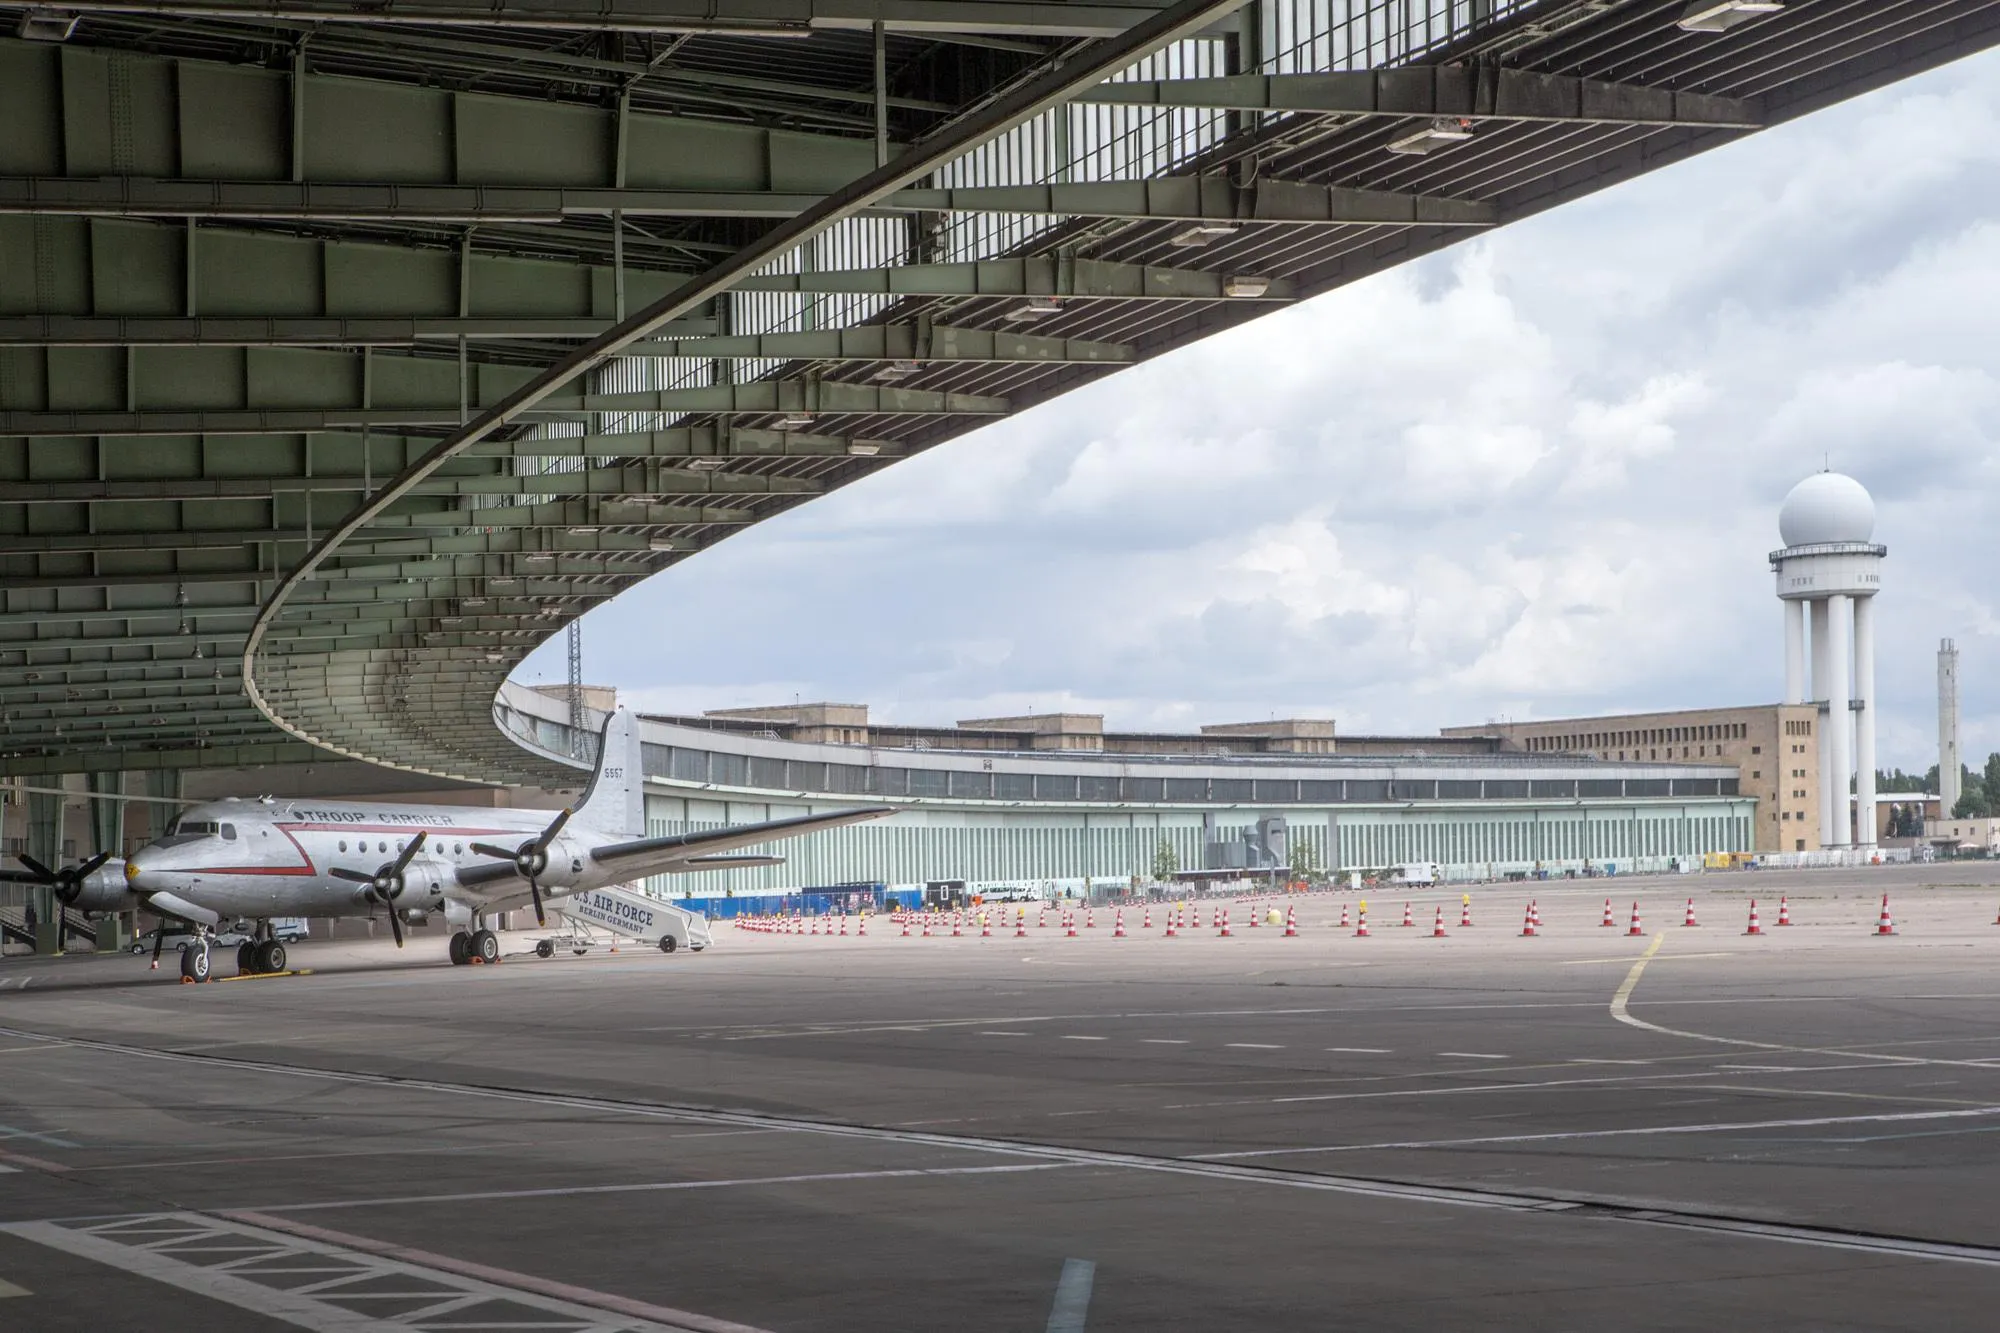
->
[2,0,1996,783]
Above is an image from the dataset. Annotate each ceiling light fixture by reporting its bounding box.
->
[1005,297,1064,321]
[1222,275,1272,298]
[1677,1,1784,33]
[1387,117,1475,155]
[684,457,728,471]
[19,10,79,42]
[871,360,925,381]
[774,412,815,429]
[846,441,882,457]
[1170,222,1239,247]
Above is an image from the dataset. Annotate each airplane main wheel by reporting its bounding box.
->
[535,939,555,959]
[471,929,499,964]
[182,943,211,983]
[258,941,287,974]
[237,941,258,974]
[658,935,677,954]
[448,931,471,966]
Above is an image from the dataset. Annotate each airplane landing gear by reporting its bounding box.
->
[180,937,212,983]
[255,940,287,974]
[448,930,471,966]
[237,940,257,974]
[470,929,500,964]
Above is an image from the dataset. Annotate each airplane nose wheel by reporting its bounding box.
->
[448,931,471,966]
[180,940,211,983]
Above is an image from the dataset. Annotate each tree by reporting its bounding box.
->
[1150,837,1180,882]
[1290,835,1320,882]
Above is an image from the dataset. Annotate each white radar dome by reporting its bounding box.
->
[1778,471,1874,547]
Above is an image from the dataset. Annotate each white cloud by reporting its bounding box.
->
[533,48,2000,770]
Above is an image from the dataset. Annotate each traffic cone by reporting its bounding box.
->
[901,917,910,938]
[1192,905,1203,930]
[1745,900,1763,936]
[1683,898,1699,928]
[1143,905,1154,930]
[1284,905,1298,937]
[1066,912,1078,939]
[980,914,992,939]
[1165,909,1178,938]
[840,913,849,936]
[1248,900,1260,928]
[1085,907,1096,929]
[810,915,819,936]
[1874,894,1895,937]
[1777,896,1793,927]
[921,915,931,937]
[1400,901,1413,928]
[1218,908,1232,938]
[1038,908,1047,929]
[1114,909,1126,938]
[951,914,962,938]
[858,915,867,937]
[1432,905,1448,938]
[1355,907,1370,938]
[1626,902,1644,937]
[1600,897,1615,927]
[1520,902,1537,938]
[1459,898,1473,928]
[1338,902,1351,929]
[1531,899,1542,928]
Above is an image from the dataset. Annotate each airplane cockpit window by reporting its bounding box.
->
[155,819,221,847]
[220,824,237,841]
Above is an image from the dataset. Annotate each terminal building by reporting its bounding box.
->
[491,683,1755,897]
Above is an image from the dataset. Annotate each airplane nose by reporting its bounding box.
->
[125,852,168,893]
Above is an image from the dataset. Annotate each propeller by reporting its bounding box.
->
[329,832,427,947]
[9,852,114,906]
[469,808,571,927]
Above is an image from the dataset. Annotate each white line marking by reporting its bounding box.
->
[1200,1105,2000,1159]
[1226,1043,1284,1050]
[1437,1053,1509,1060]
[0,1165,17,1174]
[982,1031,1033,1037]
[0,1277,28,1298]
[1059,1035,1106,1042]
[1140,1039,1188,1045]
[1045,1258,1096,1333]
[1326,1047,1392,1054]
[254,1163,1071,1213]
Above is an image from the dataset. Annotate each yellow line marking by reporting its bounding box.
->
[211,969,315,984]
[0,1277,31,1298]
[1609,932,1667,1024]
[1561,951,1731,965]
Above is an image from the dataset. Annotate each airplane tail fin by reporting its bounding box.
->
[575,707,645,837]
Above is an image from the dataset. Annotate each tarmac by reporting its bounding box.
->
[4,860,2000,1331]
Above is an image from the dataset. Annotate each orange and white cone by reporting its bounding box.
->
[1218,908,1231,938]
[858,915,867,937]
[810,916,820,936]
[955,914,967,938]
[1521,902,1538,938]
[1085,907,1096,930]
[1066,912,1078,939]
[921,915,932,938]
[1745,899,1763,936]
[901,917,911,938]
[1248,901,1260,928]
[1338,902,1351,928]
[1165,909,1178,939]
[1777,896,1793,927]
[1192,905,1203,930]
[1432,905,1448,938]
[1683,898,1699,928]
[1143,905,1154,930]
[1399,901,1413,928]
[840,913,849,936]
[1283,905,1298,938]
[1355,907,1370,938]
[1626,902,1644,937]
[1874,893,1895,937]
[1459,898,1473,928]
[1038,908,1047,929]
[1531,899,1542,928]
[1114,909,1126,939]
[1015,913,1027,938]
[1600,897,1615,928]
[980,914,991,939]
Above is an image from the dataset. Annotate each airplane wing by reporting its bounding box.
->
[588,807,893,878]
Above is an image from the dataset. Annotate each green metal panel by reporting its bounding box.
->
[0,44,61,176]
[176,60,288,180]
[133,345,243,410]
[200,231,326,317]
[304,76,454,183]
[456,91,610,187]
[45,346,120,410]
[247,346,362,410]
[324,241,458,318]
[470,255,594,318]
[90,219,183,316]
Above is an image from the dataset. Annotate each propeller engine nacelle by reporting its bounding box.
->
[68,859,140,915]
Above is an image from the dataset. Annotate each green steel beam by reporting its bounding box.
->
[1,176,1488,226]
[734,255,1293,299]
[633,321,1134,364]
[1074,68,1764,129]
[3,465,825,502]
[0,316,717,347]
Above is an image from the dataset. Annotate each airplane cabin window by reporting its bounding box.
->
[339,841,348,853]
[221,824,237,840]
[378,841,387,853]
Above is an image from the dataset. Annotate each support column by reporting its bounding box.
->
[1811,597,1832,846]
[1783,598,1806,704]
[1826,595,1853,848]
[1854,595,1877,850]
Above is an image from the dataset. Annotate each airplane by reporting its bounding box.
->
[10,709,891,981]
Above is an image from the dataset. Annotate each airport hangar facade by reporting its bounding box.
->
[3,2,1996,917]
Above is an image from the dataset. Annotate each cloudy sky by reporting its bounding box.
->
[522,46,2000,773]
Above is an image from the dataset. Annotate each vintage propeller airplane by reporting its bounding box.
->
[7,709,889,981]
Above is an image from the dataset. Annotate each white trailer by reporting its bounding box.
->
[539,884,713,957]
